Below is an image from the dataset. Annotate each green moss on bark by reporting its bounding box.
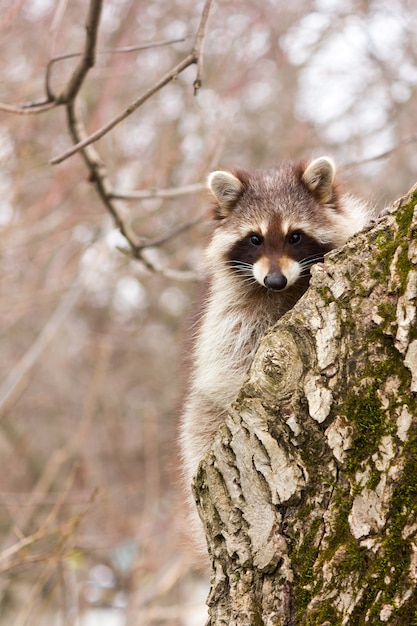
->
[371,198,416,289]
[291,198,417,622]
[292,517,323,615]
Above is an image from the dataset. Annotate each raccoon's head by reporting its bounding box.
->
[206,157,344,292]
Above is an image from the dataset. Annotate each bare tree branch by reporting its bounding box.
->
[56,0,103,104]
[0,340,109,557]
[0,241,112,423]
[50,0,215,164]
[45,36,190,100]
[50,53,196,164]
[0,35,189,113]
[343,131,417,169]
[0,482,98,575]
[137,215,205,250]
[111,182,206,200]
[45,1,215,277]
[0,268,86,422]
[192,0,214,94]
[0,100,56,114]
[65,100,155,267]
[65,101,199,279]
[1,0,214,279]
[0,0,102,110]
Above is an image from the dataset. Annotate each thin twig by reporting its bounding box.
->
[0,470,95,567]
[45,36,189,100]
[0,338,108,555]
[0,240,111,422]
[1,487,98,578]
[343,132,417,169]
[100,37,190,54]
[0,272,85,422]
[51,37,190,65]
[125,554,190,620]
[1,471,76,565]
[136,216,205,250]
[56,0,103,104]
[111,181,206,200]
[192,0,214,94]
[0,100,56,114]
[50,0,69,40]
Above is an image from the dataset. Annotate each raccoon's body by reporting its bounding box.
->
[179,157,370,548]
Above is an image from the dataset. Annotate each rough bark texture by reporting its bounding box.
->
[194,183,417,625]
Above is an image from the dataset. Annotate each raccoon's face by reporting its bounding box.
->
[206,158,339,292]
[226,225,332,291]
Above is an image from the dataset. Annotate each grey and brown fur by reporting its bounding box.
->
[179,156,370,551]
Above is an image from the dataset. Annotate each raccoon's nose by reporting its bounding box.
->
[264,273,287,291]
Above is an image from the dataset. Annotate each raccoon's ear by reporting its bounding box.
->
[207,171,243,217]
[302,156,335,203]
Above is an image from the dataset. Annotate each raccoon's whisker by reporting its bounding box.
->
[302,253,325,262]
[236,273,258,283]
[229,263,255,278]
[232,265,253,272]
[232,271,257,283]
[297,268,314,278]
[228,261,253,270]
[233,270,255,280]
[299,254,325,267]
[299,262,321,273]
[298,258,325,271]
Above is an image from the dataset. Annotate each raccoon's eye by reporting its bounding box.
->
[249,233,263,246]
[289,232,302,245]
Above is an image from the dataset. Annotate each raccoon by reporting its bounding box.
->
[179,156,370,549]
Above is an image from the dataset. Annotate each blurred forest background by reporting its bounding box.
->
[0,0,416,624]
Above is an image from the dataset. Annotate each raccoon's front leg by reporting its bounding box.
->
[179,395,227,553]
[180,394,226,486]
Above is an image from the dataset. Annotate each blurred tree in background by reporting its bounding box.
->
[0,0,416,624]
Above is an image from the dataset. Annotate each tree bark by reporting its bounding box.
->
[194,182,417,625]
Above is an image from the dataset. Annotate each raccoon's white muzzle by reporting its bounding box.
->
[253,257,301,291]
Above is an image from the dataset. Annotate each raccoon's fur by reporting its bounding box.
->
[179,156,370,550]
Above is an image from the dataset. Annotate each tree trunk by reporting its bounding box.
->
[193,183,417,625]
